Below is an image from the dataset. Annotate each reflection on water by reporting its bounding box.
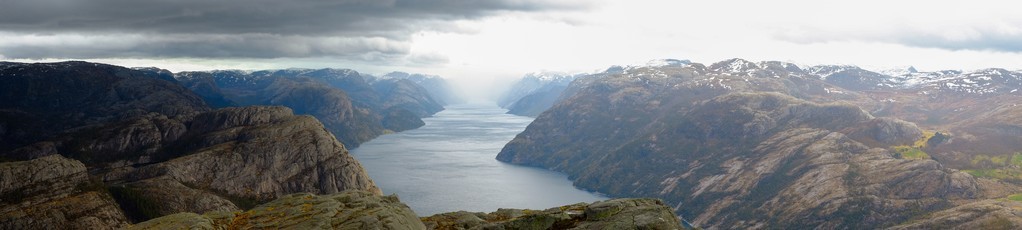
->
[351,103,607,216]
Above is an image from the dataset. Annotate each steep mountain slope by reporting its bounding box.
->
[498,58,1022,228]
[0,62,380,226]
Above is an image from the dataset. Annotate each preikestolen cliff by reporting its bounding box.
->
[3,0,1022,229]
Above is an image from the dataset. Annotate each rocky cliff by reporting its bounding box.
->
[1,155,129,229]
[136,191,686,230]
[0,62,380,227]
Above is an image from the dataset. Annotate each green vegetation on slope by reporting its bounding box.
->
[892,131,935,160]
[963,153,1022,182]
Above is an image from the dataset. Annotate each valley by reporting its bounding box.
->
[351,104,606,216]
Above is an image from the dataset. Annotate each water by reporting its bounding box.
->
[351,103,607,216]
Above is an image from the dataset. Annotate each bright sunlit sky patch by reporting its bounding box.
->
[2,0,1021,87]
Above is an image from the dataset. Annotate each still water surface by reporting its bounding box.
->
[351,103,607,216]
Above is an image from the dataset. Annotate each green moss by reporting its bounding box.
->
[1007,194,1022,201]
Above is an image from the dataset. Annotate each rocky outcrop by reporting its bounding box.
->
[101,106,381,221]
[1,155,129,229]
[133,191,425,229]
[129,106,381,199]
[422,198,684,230]
[891,199,1022,229]
[136,191,686,230]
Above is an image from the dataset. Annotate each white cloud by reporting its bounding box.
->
[411,0,1022,81]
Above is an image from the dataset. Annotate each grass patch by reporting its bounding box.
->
[913,131,935,148]
[1007,194,1022,201]
[891,130,936,160]
[963,168,1022,181]
[894,146,929,160]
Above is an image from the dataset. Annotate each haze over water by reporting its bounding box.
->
[351,103,607,216]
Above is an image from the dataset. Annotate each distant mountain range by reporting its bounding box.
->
[498,71,589,117]
[498,58,1022,228]
[172,67,452,147]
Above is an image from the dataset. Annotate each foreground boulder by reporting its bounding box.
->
[0,155,129,229]
[422,198,684,230]
[135,192,686,230]
[133,191,425,230]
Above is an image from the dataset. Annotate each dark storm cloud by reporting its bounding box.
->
[0,0,587,60]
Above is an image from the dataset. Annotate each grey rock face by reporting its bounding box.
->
[0,155,130,229]
[103,106,381,221]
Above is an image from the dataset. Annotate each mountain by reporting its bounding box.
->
[135,191,685,229]
[383,71,463,105]
[371,78,445,118]
[174,67,447,147]
[0,62,380,227]
[497,58,1022,228]
[0,62,207,154]
[498,71,586,116]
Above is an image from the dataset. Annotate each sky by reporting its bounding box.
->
[2,0,1022,91]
